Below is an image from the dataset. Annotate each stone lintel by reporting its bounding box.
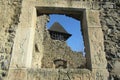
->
[28,0,100,10]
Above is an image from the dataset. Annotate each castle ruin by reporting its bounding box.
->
[0,0,120,80]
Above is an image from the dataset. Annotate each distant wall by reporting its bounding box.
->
[32,15,86,69]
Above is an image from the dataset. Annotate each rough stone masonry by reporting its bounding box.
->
[0,0,119,80]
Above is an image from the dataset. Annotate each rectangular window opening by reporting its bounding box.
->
[35,7,90,70]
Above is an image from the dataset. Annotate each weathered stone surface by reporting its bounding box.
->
[100,2,120,79]
[1,0,120,80]
[9,1,36,68]
[0,0,22,79]
[7,0,108,80]
[92,69,109,80]
[86,10,101,27]
[6,68,93,80]
[113,60,120,75]
[32,15,47,68]
[28,69,59,80]
[32,15,86,69]
[7,69,27,80]
[87,28,107,69]
[102,2,114,9]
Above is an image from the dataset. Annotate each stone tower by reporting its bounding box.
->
[48,22,71,41]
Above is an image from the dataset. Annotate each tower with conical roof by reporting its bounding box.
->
[48,22,71,41]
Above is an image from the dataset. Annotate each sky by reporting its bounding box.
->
[47,14,85,53]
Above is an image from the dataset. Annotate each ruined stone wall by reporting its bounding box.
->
[0,0,119,80]
[32,15,86,69]
[100,1,120,79]
[0,0,22,79]
[42,31,86,69]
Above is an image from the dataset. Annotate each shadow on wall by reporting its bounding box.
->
[54,59,67,69]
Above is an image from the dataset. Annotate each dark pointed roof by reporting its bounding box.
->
[48,22,71,35]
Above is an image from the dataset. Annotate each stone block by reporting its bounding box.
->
[87,28,107,69]
[0,45,5,53]
[27,69,59,80]
[113,60,120,75]
[92,2,101,10]
[86,10,101,27]
[27,69,92,80]
[7,69,27,80]
[102,2,114,9]
[92,69,109,80]
[58,69,92,80]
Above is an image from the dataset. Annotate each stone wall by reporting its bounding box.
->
[7,69,92,80]
[32,15,86,69]
[32,15,47,68]
[100,1,120,79]
[42,30,86,69]
[27,69,91,80]
[0,0,22,79]
[0,0,119,80]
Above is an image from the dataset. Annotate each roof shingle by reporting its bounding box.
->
[48,22,71,35]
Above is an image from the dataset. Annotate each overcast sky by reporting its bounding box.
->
[47,14,85,53]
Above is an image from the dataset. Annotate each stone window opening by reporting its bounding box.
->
[36,7,88,69]
[54,59,67,69]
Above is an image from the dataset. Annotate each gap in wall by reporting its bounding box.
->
[36,7,90,69]
[47,14,85,55]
